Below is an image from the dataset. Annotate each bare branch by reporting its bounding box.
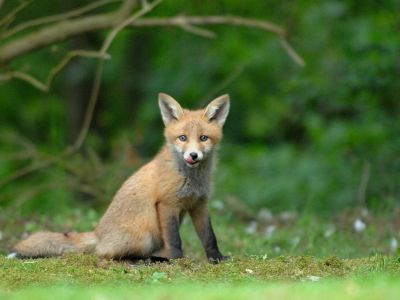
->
[180,23,216,39]
[0,0,32,29]
[279,37,305,67]
[0,71,47,91]
[0,158,56,190]
[170,16,216,38]
[2,0,122,39]
[0,0,137,63]
[201,64,245,104]
[130,15,304,66]
[0,151,37,162]
[0,50,111,91]
[131,15,285,35]
[0,9,304,66]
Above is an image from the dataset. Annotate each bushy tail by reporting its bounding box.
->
[12,231,98,258]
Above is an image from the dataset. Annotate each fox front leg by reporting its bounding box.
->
[189,202,229,263]
[156,202,183,259]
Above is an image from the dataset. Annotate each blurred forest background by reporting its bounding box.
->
[0,0,399,255]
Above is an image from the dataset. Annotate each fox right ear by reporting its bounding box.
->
[158,93,184,126]
[204,94,230,127]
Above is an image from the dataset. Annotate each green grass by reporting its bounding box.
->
[0,278,400,300]
[1,254,400,289]
[0,255,400,299]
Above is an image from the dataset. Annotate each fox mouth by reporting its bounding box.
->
[185,157,200,166]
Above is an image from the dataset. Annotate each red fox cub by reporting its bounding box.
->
[11,93,230,263]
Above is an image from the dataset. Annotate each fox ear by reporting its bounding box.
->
[158,93,184,125]
[204,94,230,127]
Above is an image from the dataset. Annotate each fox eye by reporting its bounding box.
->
[178,135,187,142]
[200,135,208,142]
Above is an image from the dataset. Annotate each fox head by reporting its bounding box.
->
[158,93,230,168]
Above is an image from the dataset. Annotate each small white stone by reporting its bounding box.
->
[291,236,300,246]
[307,275,321,282]
[257,209,274,222]
[390,237,398,252]
[245,268,254,274]
[324,226,336,238]
[279,211,297,222]
[263,225,276,238]
[353,218,366,232]
[245,221,258,234]
[211,200,224,210]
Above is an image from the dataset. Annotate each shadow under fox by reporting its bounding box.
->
[12,93,230,263]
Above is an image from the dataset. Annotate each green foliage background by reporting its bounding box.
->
[0,0,399,221]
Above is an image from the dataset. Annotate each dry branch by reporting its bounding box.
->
[0,50,110,91]
[0,0,137,63]
[2,0,122,39]
[0,13,304,91]
[132,15,285,35]
[0,8,304,65]
[130,15,304,66]
[0,0,32,29]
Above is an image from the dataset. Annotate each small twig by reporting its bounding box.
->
[279,37,305,67]
[46,50,111,90]
[0,159,56,190]
[0,182,64,216]
[0,50,111,91]
[2,0,122,39]
[0,151,37,162]
[0,142,80,191]
[0,71,47,91]
[0,131,37,151]
[173,16,216,39]
[180,22,216,39]
[0,0,32,29]
[201,64,245,104]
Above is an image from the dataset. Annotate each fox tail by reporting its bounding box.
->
[11,231,98,258]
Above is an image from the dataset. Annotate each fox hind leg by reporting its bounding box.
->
[95,231,156,259]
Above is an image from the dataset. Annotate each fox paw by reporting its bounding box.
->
[208,255,230,264]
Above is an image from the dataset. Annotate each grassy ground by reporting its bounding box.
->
[1,207,399,298]
[1,195,399,298]
[1,254,400,299]
[2,279,400,300]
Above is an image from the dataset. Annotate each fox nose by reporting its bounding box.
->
[190,152,198,160]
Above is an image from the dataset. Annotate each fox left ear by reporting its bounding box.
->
[158,93,184,126]
[204,94,230,127]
